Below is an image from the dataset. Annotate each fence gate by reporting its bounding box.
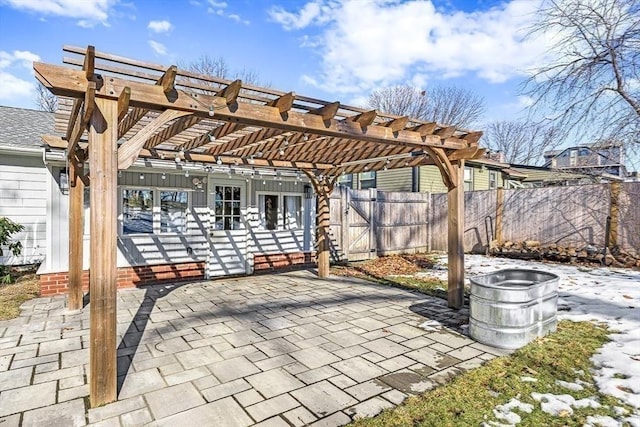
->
[346,188,378,261]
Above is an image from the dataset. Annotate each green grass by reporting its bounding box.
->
[350,320,632,426]
[0,273,39,320]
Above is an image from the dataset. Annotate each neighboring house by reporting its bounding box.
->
[0,105,316,290]
[339,158,528,193]
[543,141,627,180]
[509,164,594,187]
[0,106,51,265]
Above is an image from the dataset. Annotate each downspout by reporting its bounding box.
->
[412,166,420,192]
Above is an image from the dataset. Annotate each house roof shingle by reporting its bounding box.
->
[0,105,55,151]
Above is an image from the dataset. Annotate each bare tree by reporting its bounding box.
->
[35,83,57,112]
[368,84,485,128]
[483,121,562,165]
[524,0,640,145]
[180,55,266,95]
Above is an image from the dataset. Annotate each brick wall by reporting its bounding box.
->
[38,261,206,296]
[253,252,316,271]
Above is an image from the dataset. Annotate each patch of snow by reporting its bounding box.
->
[520,376,538,382]
[430,255,640,419]
[585,415,622,427]
[531,392,576,416]
[492,398,534,425]
[555,379,584,391]
[419,319,443,331]
[625,414,640,427]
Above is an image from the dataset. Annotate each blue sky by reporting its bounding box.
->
[0,0,546,129]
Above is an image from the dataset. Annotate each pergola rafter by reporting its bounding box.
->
[37,45,483,408]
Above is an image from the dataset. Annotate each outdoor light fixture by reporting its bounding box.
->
[209,106,215,117]
[59,169,69,194]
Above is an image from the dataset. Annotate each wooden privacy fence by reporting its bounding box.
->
[330,183,640,260]
[430,182,640,253]
[329,187,430,261]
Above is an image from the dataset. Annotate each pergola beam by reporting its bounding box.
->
[35,63,472,151]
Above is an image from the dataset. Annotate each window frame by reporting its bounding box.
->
[359,171,376,189]
[463,166,474,191]
[488,170,498,190]
[256,191,304,231]
[211,182,244,231]
[118,186,191,237]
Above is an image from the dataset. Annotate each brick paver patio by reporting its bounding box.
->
[0,270,509,426]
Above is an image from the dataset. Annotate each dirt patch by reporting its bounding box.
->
[332,254,437,279]
[0,273,40,321]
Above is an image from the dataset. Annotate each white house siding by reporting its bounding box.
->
[0,153,47,265]
[41,168,316,276]
[247,179,313,256]
[41,169,210,273]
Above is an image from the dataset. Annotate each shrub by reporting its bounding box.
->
[0,217,24,284]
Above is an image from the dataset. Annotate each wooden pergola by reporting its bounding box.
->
[36,45,484,407]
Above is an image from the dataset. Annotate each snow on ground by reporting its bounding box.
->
[429,255,640,425]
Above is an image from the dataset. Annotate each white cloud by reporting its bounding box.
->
[208,0,226,7]
[270,0,547,96]
[268,1,324,30]
[0,50,41,103]
[0,50,41,69]
[147,19,172,33]
[227,14,249,25]
[2,0,117,27]
[0,71,35,100]
[148,40,167,56]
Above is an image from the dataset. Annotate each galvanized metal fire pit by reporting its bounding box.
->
[469,269,559,349]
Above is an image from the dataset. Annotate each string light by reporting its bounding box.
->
[208,132,216,142]
[185,170,189,178]
[248,156,255,165]
[209,106,215,117]
[217,157,223,165]
[139,173,145,180]
[118,170,122,178]
[161,173,166,180]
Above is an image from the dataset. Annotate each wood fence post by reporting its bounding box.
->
[447,161,465,309]
[495,187,504,244]
[609,182,620,248]
[369,188,377,259]
[89,97,118,407]
[68,155,85,311]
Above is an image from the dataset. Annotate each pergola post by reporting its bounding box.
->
[89,97,118,407]
[316,183,332,278]
[68,155,85,311]
[447,160,465,309]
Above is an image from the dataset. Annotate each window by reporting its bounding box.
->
[121,188,190,235]
[489,171,498,190]
[260,194,279,230]
[258,193,303,231]
[213,185,242,230]
[284,195,302,229]
[463,167,473,191]
[338,174,353,189]
[359,171,376,189]
[122,189,154,234]
[160,191,188,233]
